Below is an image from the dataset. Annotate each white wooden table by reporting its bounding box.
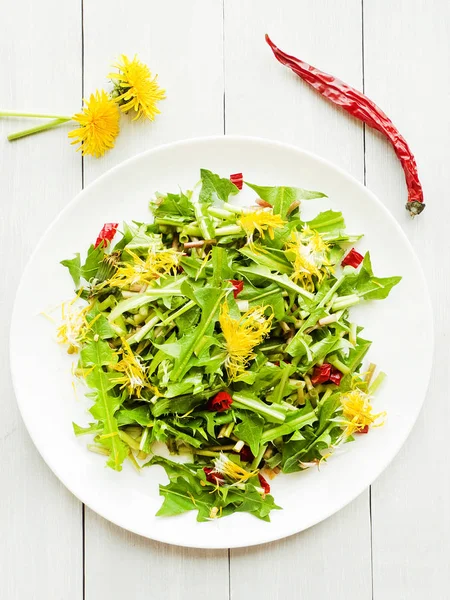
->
[1,1,446,598]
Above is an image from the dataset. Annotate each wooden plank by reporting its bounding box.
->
[0,0,83,598]
[364,2,449,598]
[82,2,229,598]
[225,1,372,598]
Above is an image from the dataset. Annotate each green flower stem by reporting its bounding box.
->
[7,117,72,141]
[0,110,72,119]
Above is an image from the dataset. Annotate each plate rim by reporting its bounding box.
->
[9,135,434,548]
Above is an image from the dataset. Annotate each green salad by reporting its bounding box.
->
[58,169,400,522]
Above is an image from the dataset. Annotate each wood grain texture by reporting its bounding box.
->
[225,2,371,598]
[2,0,445,597]
[364,1,449,598]
[82,2,229,598]
[0,1,83,599]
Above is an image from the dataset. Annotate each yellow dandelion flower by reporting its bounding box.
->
[108,247,181,290]
[340,388,385,437]
[213,453,257,483]
[110,55,166,121]
[219,302,273,381]
[68,90,120,157]
[111,338,159,398]
[238,210,285,241]
[285,228,331,291]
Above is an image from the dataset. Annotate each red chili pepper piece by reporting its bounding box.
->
[342,248,364,269]
[258,473,271,495]
[230,172,243,190]
[311,363,332,385]
[329,367,343,386]
[239,446,254,463]
[94,222,119,248]
[207,391,233,412]
[203,467,224,485]
[357,425,370,434]
[265,35,425,217]
[311,364,343,386]
[229,279,244,299]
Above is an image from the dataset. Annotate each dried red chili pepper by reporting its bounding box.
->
[265,35,425,217]
[229,279,244,299]
[94,222,119,248]
[311,364,343,386]
[230,172,243,190]
[311,363,332,385]
[207,391,233,412]
[357,425,370,434]
[329,367,343,386]
[258,473,271,495]
[203,467,224,485]
[342,248,364,268]
[239,446,254,463]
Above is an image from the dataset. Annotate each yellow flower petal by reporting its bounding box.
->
[238,210,285,241]
[219,301,273,381]
[340,389,385,437]
[285,228,331,291]
[108,247,181,290]
[68,90,119,158]
[110,54,165,121]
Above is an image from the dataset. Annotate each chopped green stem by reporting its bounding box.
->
[119,430,141,451]
[364,363,376,385]
[8,117,72,141]
[127,315,160,345]
[214,225,242,236]
[369,372,386,395]
[223,421,235,438]
[332,295,360,311]
[221,202,243,214]
[349,322,358,346]
[327,355,351,375]
[97,295,117,312]
[207,207,236,220]
[193,450,221,457]
[318,272,348,308]
[251,444,268,470]
[87,444,110,456]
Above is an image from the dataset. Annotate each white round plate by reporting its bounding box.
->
[10,136,433,548]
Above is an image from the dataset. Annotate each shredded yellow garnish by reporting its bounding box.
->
[111,338,159,397]
[56,297,90,352]
[285,227,331,290]
[219,301,273,381]
[68,90,120,157]
[108,247,181,290]
[238,209,285,241]
[110,55,166,121]
[213,453,257,483]
[340,389,385,437]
